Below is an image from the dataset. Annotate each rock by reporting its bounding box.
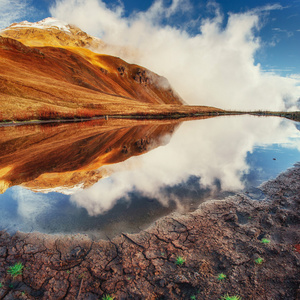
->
[134,68,151,85]
[174,275,189,283]
[117,66,125,76]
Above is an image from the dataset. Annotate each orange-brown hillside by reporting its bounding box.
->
[0,18,222,121]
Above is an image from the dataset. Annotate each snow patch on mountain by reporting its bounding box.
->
[9,17,71,33]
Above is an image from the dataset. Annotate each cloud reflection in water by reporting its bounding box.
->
[71,116,300,215]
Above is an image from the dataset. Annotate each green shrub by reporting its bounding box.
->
[255,257,264,264]
[7,262,24,278]
[102,295,114,300]
[217,273,227,280]
[175,256,186,266]
[261,238,270,244]
[220,294,241,300]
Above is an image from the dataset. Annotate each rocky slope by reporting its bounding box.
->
[0,163,299,299]
[0,18,221,122]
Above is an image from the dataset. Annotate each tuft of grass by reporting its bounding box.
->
[175,256,186,266]
[190,295,197,300]
[102,295,114,300]
[217,273,227,280]
[7,262,24,278]
[220,294,241,300]
[261,238,270,244]
[255,257,264,264]
[0,282,3,288]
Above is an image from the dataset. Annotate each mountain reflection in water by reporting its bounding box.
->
[0,118,181,193]
[0,116,299,238]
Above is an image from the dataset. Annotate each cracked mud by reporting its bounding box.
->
[0,163,299,299]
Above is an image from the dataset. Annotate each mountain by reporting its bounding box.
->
[0,18,221,122]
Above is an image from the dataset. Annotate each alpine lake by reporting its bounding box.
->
[0,115,299,240]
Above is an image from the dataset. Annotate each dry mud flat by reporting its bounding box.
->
[0,164,299,299]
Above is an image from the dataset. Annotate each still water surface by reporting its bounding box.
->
[0,115,299,239]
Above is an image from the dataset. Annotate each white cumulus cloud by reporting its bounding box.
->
[50,0,300,111]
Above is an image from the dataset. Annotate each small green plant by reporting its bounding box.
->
[255,257,264,264]
[7,262,24,278]
[0,283,3,288]
[66,270,70,274]
[191,295,197,300]
[78,272,86,279]
[217,273,227,280]
[220,294,241,300]
[102,295,114,300]
[261,238,270,244]
[9,283,14,289]
[21,292,25,296]
[175,256,186,266]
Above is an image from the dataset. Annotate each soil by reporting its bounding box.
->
[0,163,299,300]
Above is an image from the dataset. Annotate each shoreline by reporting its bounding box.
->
[0,163,299,299]
[0,110,299,127]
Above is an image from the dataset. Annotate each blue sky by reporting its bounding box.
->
[1,0,300,110]
[19,0,299,76]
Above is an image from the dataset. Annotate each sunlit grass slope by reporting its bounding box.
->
[0,21,222,122]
